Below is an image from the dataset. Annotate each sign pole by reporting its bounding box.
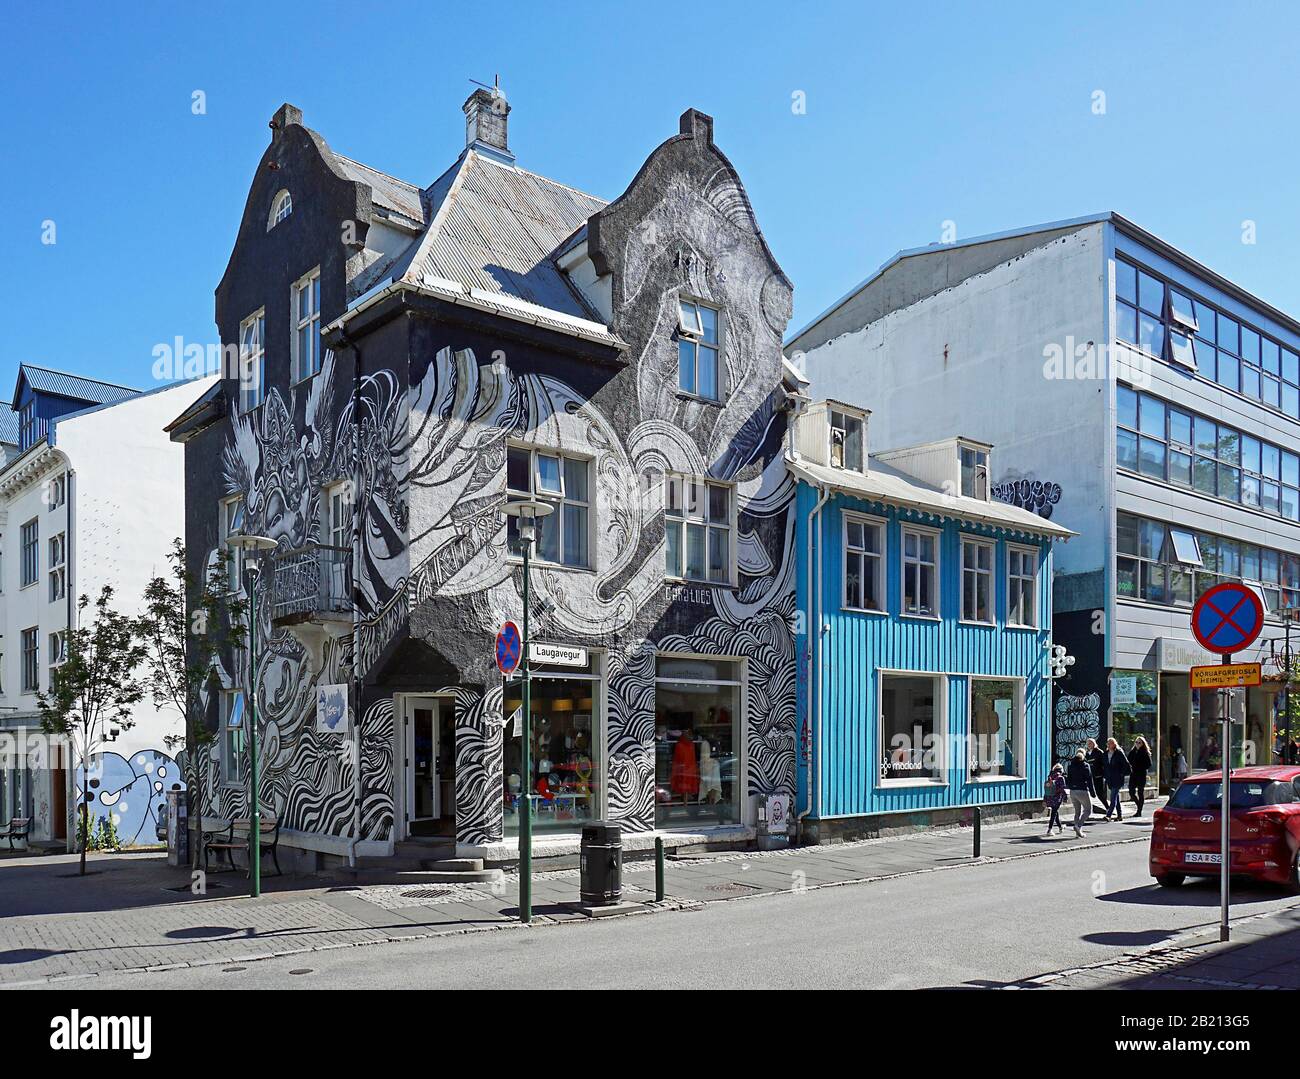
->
[520,538,532,925]
[1220,653,1231,943]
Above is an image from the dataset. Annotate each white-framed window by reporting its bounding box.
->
[48,631,66,667]
[677,298,722,402]
[20,628,38,694]
[844,513,885,611]
[960,445,989,499]
[238,310,266,413]
[1007,545,1038,628]
[293,268,322,383]
[270,190,292,228]
[20,518,38,588]
[221,690,245,786]
[901,525,939,618]
[18,400,36,450]
[879,671,946,785]
[505,446,591,569]
[219,496,245,593]
[48,532,66,603]
[960,537,994,624]
[830,408,866,472]
[664,474,733,584]
[968,676,1025,780]
[325,482,351,549]
[46,473,66,512]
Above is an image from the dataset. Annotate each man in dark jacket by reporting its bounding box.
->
[1084,738,1107,812]
[1065,750,1096,838]
[1103,738,1132,820]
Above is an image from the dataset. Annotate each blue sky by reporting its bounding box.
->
[4,1,1299,391]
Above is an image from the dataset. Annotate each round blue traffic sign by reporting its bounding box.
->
[1191,582,1264,655]
[496,621,522,676]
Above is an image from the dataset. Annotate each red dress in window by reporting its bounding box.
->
[670,733,699,797]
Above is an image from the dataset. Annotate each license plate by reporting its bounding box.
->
[1185,852,1222,864]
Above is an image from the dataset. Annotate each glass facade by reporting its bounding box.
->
[654,656,742,827]
[880,673,941,782]
[968,678,1022,779]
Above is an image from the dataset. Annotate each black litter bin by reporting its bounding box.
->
[579,820,622,906]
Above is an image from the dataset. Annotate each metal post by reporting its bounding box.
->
[1220,654,1231,943]
[519,538,532,925]
[248,566,261,899]
[972,805,981,859]
[655,836,665,902]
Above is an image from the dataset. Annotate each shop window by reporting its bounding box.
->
[654,656,742,828]
[879,672,943,784]
[1111,670,1158,778]
[503,660,599,836]
[968,678,1023,779]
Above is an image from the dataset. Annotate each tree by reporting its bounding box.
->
[139,539,246,868]
[38,587,149,876]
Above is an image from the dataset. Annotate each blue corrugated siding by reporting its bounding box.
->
[796,481,1054,820]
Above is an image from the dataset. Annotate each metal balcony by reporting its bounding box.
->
[270,543,352,626]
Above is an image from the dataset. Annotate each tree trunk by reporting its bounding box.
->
[79,743,90,876]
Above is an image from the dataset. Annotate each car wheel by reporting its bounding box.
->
[1290,851,1300,895]
[1155,873,1185,888]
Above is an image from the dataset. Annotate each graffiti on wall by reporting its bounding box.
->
[991,475,1062,519]
[1053,692,1101,763]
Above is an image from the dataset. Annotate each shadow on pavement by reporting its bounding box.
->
[1098,878,1288,908]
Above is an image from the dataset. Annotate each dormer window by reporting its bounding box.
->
[959,445,989,499]
[269,190,292,230]
[829,408,865,472]
[677,298,721,402]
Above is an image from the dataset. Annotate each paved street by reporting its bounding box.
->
[6,804,1300,990]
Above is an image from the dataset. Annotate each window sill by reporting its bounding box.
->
[292,371,320,388]
[877,777,948,790]
[1005,622,1040,631]
[899,612,940,622]
[967,774,1026,784]
[674,391,724,408]
[506,556,594,575]
[958,618,996,628]
[665,576,733,589]
[842,605,887,616]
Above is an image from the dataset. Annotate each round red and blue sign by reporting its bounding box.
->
[1191,582,1264,656]
[496,621,522,676]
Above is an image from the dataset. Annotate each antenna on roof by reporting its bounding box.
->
[469,74,502,95]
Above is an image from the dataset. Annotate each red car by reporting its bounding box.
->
[1150,765,1300,889]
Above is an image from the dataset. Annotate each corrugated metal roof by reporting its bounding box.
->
[334,154,426,226]
[393,151,607,321]
[0,404,18,444]
[16,365,140,407]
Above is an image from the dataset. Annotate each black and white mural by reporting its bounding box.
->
[186,105,797,852]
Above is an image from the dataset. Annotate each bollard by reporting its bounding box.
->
[973,805,982,859]
[655,836,665,902]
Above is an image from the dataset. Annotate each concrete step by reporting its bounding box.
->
[418,857,483,872]
[332,864,503,886]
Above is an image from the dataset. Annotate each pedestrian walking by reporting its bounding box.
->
[1128,735,1152,816]
[1043,763,1066,836]
[1065,750,1095,838]
[1084,737,1107,813]
[1103,737,1132,820]
[1173,748,1190,787]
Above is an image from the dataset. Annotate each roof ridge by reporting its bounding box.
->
[19,363,141,392]
[331,151,422,192]
[471,149,607,206]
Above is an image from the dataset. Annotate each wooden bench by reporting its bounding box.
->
[202,816,282,876]
[1,817,30,851]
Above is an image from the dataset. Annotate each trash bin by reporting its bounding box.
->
[579,820,622,906]
[166,789,190,867]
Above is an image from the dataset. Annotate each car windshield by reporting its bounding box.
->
[1169,780,1293,810]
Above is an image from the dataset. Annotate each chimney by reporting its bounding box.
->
[462,81,514,164]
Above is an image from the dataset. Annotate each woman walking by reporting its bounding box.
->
[1128,735,1152,817]
[1043,762,1066,836]
[1103,737,1132,820]
[1065,750,1096,838]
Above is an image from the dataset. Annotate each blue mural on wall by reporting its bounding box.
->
[75,749,185,846]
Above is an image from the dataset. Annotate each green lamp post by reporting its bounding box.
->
[226,532,277,898]
[502,498,553,924]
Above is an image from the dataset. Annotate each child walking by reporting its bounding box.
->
[1043,762,1066,836]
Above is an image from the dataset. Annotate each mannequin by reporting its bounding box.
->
[671,729,700,801]
[698,741,722,803]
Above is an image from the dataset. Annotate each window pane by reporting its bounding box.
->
[708,483,728,523]
[1194,416,1217,456]
[665,519,681,575]
[1217,427,1240,465]
[536,512,559,562]
[971,679,1019,778]
[1285,350,1299,384]
[846,552,862,608]
[1242,364,1260,399]
[847,520,863,549]
[678,339,695,394]
[1169,290,1196,328]
[1217,464,1239,502]
[1242,475,1261,508]
[1193,458,1217,495]
[563,457,588,502]
[1241,326,1261,362]
[1284,452,1299,487]
[1138,395,1164,436]
[1241,435,1261,474]
[1194,338,1216,379]
[1285,383,1299,419]
[1218,314,1239,354]
[1138,437,1165,479]
[1262,338,1280,374]
[562,504,588,567]
[1217,352,1239,392]
[1169,449,1192,486]
[686,523,705,579]
[1139,315,1164,358]
[1168,409,1191,446]
[1263,443,1281,479]
[1115,261,1137,304]
[698,345,718,399]
[1116,428,1138,471]
[1117,385,1138,429]
[1263,481,1281,515]
[678,300,701,334]
[536,454,561,494]
[1138,271,1163,315]
[507,448,530,492]
[1116,302,1138,344]
[1194,301,1216,342]
[708,528,728,583]
[698,305,718,344]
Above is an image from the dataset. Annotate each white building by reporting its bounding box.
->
[0,367,217,848]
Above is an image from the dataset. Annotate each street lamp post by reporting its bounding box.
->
[226,533,277,899]
[502,499,553,925]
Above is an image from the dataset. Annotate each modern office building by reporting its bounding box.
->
[789,396,1071,838]
[0,366,214,848]
[787,213,1300,790]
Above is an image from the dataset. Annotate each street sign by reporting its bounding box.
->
[1189,662,1262,689]
[531,643,587,667]
[496,621,522,676]
[1191,582,1265,655]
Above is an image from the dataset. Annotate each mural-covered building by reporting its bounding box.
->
[168,94,799,865]
[786,213,1300,792]
[0,366,213,848]
[790,397,1072,838]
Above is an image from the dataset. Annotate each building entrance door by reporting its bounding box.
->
[404,696,454,838]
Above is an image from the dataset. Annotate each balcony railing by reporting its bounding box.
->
[270,543,351,625]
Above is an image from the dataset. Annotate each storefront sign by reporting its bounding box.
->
[1155,637,1217,673]
[1111,675,1138,706]
[1190,663,1262,690]
[316,683,349,735]
[532,643,588,667]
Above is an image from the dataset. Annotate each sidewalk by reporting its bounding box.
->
[0,808,1156,987]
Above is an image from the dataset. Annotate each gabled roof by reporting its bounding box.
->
[13,364,141,409]
[790,455,1075,541]
[385,149,608,322]
[0,404,18,445]
[333,154,426,227]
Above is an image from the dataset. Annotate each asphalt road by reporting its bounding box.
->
[69,837,1300,990]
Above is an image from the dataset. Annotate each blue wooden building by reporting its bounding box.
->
[790,399,1075,841]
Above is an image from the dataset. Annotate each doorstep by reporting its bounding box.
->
[463,825,756,868]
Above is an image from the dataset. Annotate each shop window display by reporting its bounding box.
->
[968,678,1023,778]
[880,673,943,782]
[654,657,742,827]
[503,671,599,835]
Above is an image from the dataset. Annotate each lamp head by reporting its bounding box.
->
[503,499,554,543]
